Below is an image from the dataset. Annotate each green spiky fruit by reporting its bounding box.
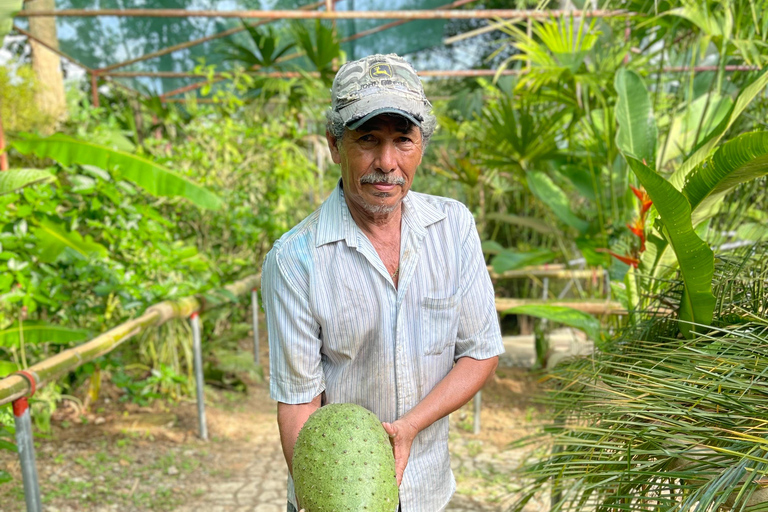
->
[293,403,398,512]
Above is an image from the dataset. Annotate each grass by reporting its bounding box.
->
[0,433,206,512]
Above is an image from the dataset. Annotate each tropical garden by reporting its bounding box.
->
[1,0,768,510]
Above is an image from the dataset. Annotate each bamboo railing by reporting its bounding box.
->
[0,274,260,407]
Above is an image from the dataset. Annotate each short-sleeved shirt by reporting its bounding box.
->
[262,180,504,512]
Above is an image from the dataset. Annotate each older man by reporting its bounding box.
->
[262,54,504,512]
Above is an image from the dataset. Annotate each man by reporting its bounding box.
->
[262,53,504,512]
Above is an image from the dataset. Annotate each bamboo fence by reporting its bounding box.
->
[0,274,260,407]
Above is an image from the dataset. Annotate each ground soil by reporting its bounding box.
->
[0,339,547,512]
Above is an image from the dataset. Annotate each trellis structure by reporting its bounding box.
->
[8,3,639,103]
[6,3,762,105]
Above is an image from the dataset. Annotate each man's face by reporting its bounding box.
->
[327,114,423,216]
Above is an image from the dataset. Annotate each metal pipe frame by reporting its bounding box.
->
[13,397,42,512]
[97,0,328,73]
[251,289,260,366]
[473,391,481,435]
[158,0,482,99]
[190,312,208,441]
[17,9,631,20]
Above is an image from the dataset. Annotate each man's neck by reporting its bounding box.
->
[344,195,403,242]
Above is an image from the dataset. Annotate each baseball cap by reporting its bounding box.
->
[330,53,432,130]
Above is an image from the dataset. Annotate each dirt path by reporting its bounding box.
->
[1,342,547,511]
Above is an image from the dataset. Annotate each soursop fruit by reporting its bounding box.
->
[293,403,398,512]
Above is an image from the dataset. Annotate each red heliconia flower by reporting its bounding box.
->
[627,217,646,252]
[596,248,639,268]
[630,185,653,216]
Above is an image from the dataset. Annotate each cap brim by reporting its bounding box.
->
[346,108,422,130]
[339,94,425,130]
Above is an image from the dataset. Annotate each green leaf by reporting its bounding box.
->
[11,134,222,210]
[670,68,768,190]
[486,212,562,236]
[31,218,108,262]
[481,240,505,255]
[615,68,657,168]
[0,469,12,483]
[0,439,15,452]
[737,223,768,242]
[0,360,18,378]
[683,131,768,225]
[0,321,90,348]
[503,304,601,342]
[626,157,715,338]
[491,248,557,273]
[527,171,588,232]
[0,169,55,196]
[0,0,23,47]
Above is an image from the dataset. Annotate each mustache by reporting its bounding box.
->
[359,171,405,186]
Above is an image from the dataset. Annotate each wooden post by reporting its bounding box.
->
[90,72,99,108]
[0,108,8,171]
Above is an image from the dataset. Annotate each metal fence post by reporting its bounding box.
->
[251,288,260,366]
[473,391,481,434]
[190,312,208,441]
[13,397,42,512]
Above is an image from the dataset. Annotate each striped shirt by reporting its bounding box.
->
[262,180,504,512]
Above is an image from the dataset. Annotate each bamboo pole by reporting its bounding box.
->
[17,9,632,19]
[495,298,627,315]
[0,274,261,406]
[490,269,598,280]
[97,0,327,73]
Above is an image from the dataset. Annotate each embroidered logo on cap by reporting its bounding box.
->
[369,63,393,79]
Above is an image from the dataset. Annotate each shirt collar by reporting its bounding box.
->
[315,179,447,248]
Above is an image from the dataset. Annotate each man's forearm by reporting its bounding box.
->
[402,356,498,433]
[277,394,322,475]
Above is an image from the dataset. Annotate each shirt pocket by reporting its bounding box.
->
[420,292,461,356]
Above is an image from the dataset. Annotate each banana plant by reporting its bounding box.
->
[614,67,768,337]
[0,168,55,195]
[11,133,222,210]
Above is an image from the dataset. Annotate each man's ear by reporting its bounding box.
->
[326,130,342,164]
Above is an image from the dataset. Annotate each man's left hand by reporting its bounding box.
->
[382,418,419,486]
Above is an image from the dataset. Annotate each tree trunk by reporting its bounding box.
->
[0,110,8,171]
[26,0,66,127]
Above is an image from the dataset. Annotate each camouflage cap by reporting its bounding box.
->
[331,53,431,130]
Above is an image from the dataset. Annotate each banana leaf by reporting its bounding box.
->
[615,68,657,168]
[527,171,588,232]
[0,322,90,348]
[503,304,601,343]
[491,248,557,274]
[11,134,222,210]
[683,131,768,225]
[626,157,715,338]
[31,218,108,262]
[670,68,768,190]
[486,212,562,236]
[0,168,55,195]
